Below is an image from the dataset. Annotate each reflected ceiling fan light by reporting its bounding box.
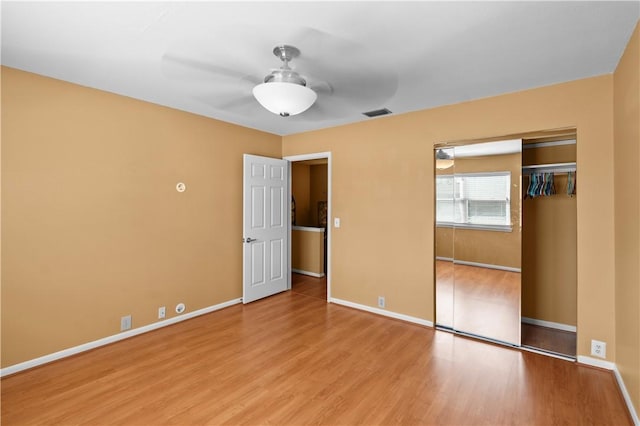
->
[435,149,454,170]
[436,159,454,170]
[252,82,317,117]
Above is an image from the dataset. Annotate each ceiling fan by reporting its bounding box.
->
[252,44,318,117]
[161,28,398,121]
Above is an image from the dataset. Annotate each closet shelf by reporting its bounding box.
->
[522,162,576,175]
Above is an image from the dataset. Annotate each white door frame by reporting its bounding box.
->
[283,152,332,302]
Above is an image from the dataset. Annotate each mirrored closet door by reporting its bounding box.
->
[435,140,522,346]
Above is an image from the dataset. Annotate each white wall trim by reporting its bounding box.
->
[0,298,242,378]
[284,152,332,162]
[292,226,325,233]
[330,298,434,328]
[521,316,577,332]
[435,256,453,262]
[292,268,325,278]
[453,259,521,273]
[613,365,640,425]
[577,355,615,370]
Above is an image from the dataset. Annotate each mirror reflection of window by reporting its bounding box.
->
[437,173,511,229]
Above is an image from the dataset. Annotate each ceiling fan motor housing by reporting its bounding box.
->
[264,69,307,86]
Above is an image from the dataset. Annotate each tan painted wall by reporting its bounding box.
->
[523,143,576,165]
[522,173,577,326]
[292,163,328,227]
[614,23,640,415]
[309,164,328,227]
[283,75,616,361]
[435,227,453,259]
[291,163,311,225]
[521,144,577,327]
[1,67,281,367]
[291,229,325,275]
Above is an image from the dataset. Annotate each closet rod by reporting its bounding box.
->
[522,139,576,150]
[522,162,576,175]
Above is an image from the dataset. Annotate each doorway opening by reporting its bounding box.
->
[284,152,332,302]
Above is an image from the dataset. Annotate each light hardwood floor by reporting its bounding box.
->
[1,290,632,425]
[436,260,577,355]
[292,272,327,300]
[436,260,520,344]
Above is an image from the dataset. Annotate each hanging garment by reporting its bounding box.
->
[544,172,556,196]
[525,172,557,198]
[567,171,577,196]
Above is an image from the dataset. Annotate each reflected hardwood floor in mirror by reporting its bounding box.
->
[292,272,327,300]
[435,259,454,327]
[436,260,520,344]
[1,291,632,425]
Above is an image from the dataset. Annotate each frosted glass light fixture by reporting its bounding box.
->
[253,81,317,117]
[253,45,317,117]
[435,149,454,170]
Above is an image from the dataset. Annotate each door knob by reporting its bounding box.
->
[245,237,257,243]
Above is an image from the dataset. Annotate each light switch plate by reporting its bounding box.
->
[334,217,340,228]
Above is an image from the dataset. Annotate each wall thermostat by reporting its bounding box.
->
[176,182,186,192]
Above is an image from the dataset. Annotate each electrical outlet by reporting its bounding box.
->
[378,296,385,309]
[158,306,166,319]
[120,315,132,331]
[591,339,607,358]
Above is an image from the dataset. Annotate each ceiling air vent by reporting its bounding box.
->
[362,108,392,118]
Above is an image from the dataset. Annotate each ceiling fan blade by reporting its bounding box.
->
[303,59,398,110]
[216,96,257,111]
[191,89,260,114]
[289,96,355,122]
[289,27,399,110]
[308,80,333,95]
[162,53,261,85]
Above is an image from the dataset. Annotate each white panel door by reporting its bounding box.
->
[243,154,289,303]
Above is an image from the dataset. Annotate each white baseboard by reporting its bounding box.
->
[453,259,521,273]
[330,298,433,328]
[292,268,325,278]
[577,355,616,370]
[0,298,242,378]
[521,317,577,332]
[435,256,453,262]
[613,365,640,425]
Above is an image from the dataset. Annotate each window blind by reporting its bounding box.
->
[436,172,511,228]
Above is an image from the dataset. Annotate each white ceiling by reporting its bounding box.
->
[2,1,638,136]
